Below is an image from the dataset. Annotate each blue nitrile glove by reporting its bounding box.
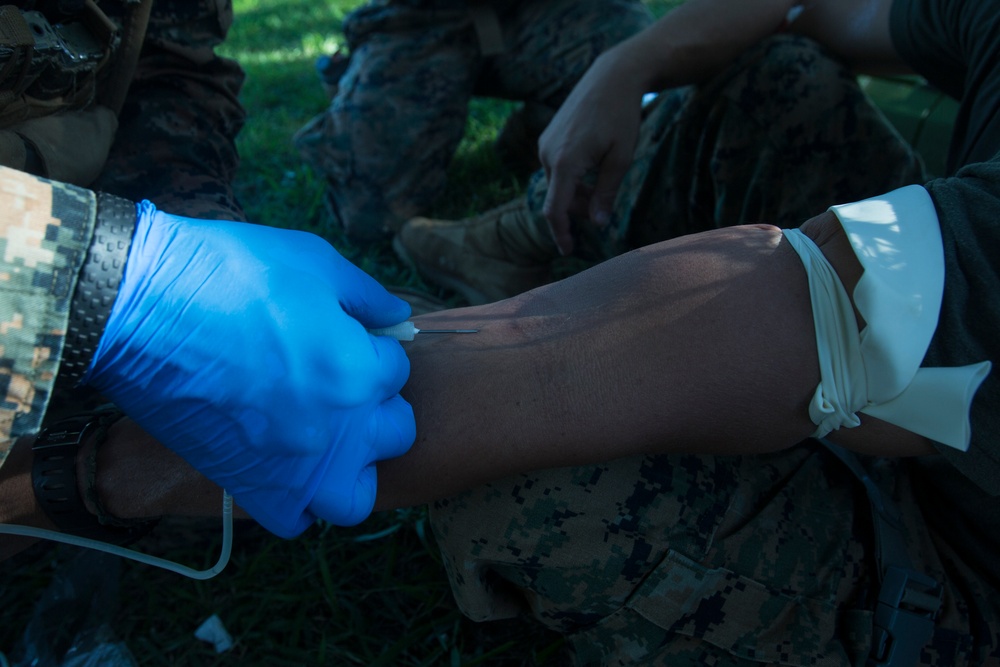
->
[81,201,415,537]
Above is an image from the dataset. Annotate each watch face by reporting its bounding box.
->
[30,412,148,541]
[31,411,156,542]
[32,417,93,532]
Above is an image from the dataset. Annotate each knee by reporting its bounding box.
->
[725,34,859,119]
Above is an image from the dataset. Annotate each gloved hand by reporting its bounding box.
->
[82,201,415,537]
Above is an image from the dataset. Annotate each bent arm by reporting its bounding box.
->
[540,0,912,253]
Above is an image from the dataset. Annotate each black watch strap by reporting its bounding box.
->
[32,412,153,543]
[58,193,136,389]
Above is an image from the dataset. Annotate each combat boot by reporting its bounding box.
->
[393,198,559,305]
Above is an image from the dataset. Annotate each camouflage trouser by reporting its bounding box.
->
[428,37,1000,666]
[525,34,928,260]
[92,0,247,221]
[293,0,653,242]
[432,444,1000,665]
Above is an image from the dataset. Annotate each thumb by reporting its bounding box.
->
[336,263,412,329]
[308,464,378,527]
[542,168,583,256]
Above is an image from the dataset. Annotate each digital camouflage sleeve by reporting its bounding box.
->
[0,165,98,469]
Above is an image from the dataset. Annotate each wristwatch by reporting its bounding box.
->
[32,412,155,543]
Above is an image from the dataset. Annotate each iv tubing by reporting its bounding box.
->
[0,490,233,580]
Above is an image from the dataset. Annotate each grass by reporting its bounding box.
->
[222,0,527,290]
[1,0,681,664]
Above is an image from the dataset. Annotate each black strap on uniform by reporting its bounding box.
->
[817,438,942,667]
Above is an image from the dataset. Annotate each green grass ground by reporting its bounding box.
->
[0,0,677,664]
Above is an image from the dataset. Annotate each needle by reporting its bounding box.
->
[367,322,478,341]
[414,329,479,334]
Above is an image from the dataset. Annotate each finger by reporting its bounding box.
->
[349,465,378,526]
[368,394,416,461]
[236,489,314,538]
[309,462,377,527]
[588,150,631,228]
[367,334,411,398]
[328,250,412,328]
[542,167,583,255]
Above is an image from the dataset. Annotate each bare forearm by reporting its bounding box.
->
[90,418,239,521]
[416,225,814,448]
[619,0,798,92]
[0,419,241,561]
[790,0,905,73]
[0,437,59,559]
[378,225,815,509]
[608,0,906,96]
[376,217,934,510]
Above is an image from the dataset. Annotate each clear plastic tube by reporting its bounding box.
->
[0,491,233,580]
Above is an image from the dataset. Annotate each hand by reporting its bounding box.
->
[82,202,416,537]
[539,48,647,254]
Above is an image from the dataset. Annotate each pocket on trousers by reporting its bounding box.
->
[572,549,870,667]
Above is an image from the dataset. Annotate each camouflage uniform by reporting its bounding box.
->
[93,0,247,222]
[0,167,99,463]
[0,0,246,468]
[293,0,654,243]
[427,34,1000,667]
[431,446,995,666]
